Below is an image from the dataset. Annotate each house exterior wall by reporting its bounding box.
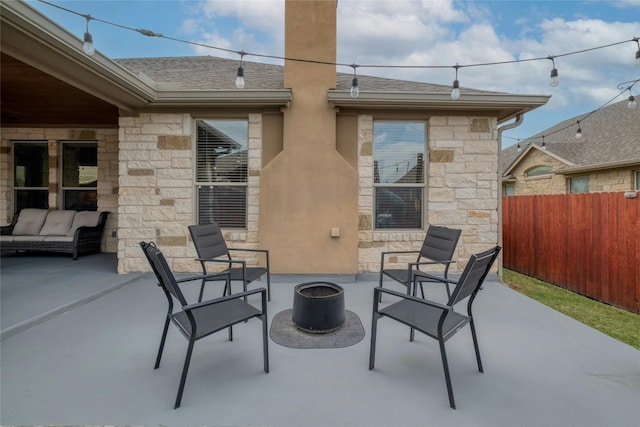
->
[117,112,264,274]
[0,127,119,252]
[357,115,499,273]
[505,149,639,195]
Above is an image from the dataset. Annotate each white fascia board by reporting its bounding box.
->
[555,158,640,175]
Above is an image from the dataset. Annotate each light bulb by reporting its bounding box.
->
[451,80,460,100]
[636,49,640,67]
[235,66,245,89]
[549,68,559,87]
[350,77,359,98]
[516,144,522,154]
[541,142,547,150]
[575,127,582,139]
[628,95,637,109]
[83,32,95,56]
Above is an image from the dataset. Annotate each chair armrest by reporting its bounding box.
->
[183,287,267,311]
[227,248,270,268]
[174,271,230,284]
[373,287,450,311]
[197,257,246,268]
[380,250,419,269]
[413,270,459,285]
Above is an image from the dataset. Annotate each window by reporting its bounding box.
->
[373,121,425,229]
[196,119,248,228]
[526,166,552,177]
[635,170,640,191]
[503,183,515,196]
[569,176,589,194]
[62,142,98,210]
[13,141,49,213]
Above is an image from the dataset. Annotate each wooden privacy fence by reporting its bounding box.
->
[502,193,639,313]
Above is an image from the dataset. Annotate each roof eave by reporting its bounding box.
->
[0,0,155,111]
[328,91,550,122]
[152,90,292,107]
[555,158,640,175]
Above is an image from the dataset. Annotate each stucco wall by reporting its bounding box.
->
[357,115,500,273]
[0,127,118,252]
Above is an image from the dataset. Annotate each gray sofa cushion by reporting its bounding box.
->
[67,211,101,236]
[12,209,48,236]
[39,210,76,236]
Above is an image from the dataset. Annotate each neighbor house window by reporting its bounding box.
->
[526,165,552,177]
[503,183,515,196]
[373,121,425,229]
[569,176,589,194]
[13,141,49,213]
[195,119,248,228]
[62,142,98,210]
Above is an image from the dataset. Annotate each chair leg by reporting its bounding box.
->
[155,315,171,369]
[174,338,195,409]
[198,278,206,303]
[266,272,271,302]
[469,318,483,372]
[262,314,270,373]
[438,338,456,409]
[228,325,233,341]
[369,292,380,370]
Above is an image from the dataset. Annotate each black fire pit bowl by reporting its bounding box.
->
[292,282,345,333]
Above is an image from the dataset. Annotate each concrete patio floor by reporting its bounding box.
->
[1,253,638,427]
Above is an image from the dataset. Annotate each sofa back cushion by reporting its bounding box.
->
[12,209,49,236]
[39,210,77,236]
[67,211,101,236]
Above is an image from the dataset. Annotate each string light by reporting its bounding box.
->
[350,64,359,98]
[628,93,637,109]
[575,121,582,139]
[82,15,95,56]
[516,142,522,154]
[548,56,559,87]
[635,37,640,67]
[451,65,461,100]
[541,136,546,150]
[235,50,246,89]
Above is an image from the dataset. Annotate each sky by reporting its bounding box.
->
[27,0,640,147]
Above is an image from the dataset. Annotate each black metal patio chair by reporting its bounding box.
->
[379,225,461,300]
[369,245,501,409]
[189,223,271,301]
[140,241,269,409]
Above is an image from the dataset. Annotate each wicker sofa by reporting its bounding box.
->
[0,209,109,259]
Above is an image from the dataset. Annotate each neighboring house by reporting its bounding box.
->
[502,100,640,196]
[1,0,549,274]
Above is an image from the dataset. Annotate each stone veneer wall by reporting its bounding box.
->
[117,113,263,274]
[0,128,119,252]
[358,115,499,273]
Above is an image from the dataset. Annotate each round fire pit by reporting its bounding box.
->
[292,282,345,333]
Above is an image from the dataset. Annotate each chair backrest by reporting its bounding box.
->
[188,223,230,260]
[140,241,188,306]
[419,225,462,262]
[448,246,501,306]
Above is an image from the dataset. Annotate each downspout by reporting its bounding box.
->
[496,114,523,279]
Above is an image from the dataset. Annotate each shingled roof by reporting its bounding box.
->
[114,55,497,95]
[502,99,640,175]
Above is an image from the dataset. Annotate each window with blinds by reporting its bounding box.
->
[373,121,426,229]
[13,141,49,213]
[196,119,248,228]
[62,142,98,210]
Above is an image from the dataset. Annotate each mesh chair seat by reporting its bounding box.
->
[172,299,262,340]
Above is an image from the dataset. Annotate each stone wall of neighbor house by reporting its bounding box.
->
[507,149,568,195]
[358,115,500,273]
[117,113,263,274]
[0,127,119,252]
[583,166,639,192]
[506,149,640,195]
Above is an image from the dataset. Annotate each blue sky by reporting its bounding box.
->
[28,0,640,146]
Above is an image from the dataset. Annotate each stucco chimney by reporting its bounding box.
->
[259,0,358,274]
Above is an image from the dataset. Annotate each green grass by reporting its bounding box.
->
[502,269,640,350]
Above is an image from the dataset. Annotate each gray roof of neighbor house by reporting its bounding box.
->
[502,99,640,175]
[115,56,488,94]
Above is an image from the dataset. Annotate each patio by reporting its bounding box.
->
[1,253,638,427]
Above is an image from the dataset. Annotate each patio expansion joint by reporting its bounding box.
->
[0,272,145,342]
